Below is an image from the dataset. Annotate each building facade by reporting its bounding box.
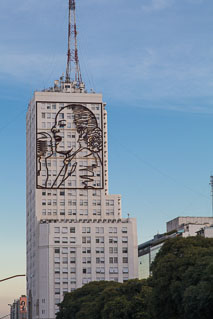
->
[10,296,27,319]
[138,216,213,279]
[26,80,138,318]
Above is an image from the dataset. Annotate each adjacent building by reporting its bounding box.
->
[138,216,213,279]
[9,296,27,319]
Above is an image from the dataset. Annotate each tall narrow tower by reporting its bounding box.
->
[26,2,138,318]
[210,176,213,217]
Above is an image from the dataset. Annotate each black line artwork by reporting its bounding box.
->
[36,104,103,189]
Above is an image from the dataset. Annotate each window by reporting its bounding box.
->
[96,257,105,264]
[109,257,118,264]
[106,200,114,206]
[109,237,118,244]
[122,227,128,233]
[62,227,68,233]
[122,247,128,253]
[62,247,68,254]
[80,209,88,216]
[54,257,60,263]
[82,227,91,233]
[96,267,105,274]
[70,268,76,273]
[96,237,104,243]
[93,209,101,216]
[83,257,91,264]
[68,209,76,215]
[109,247,118,253]
[70,227,75,233]
[106,210,114,216]
[82,278,92,284]
[70,257,76,264]
[70,237,76,244]
[62,237,68,243]
[122,237,128,243]
[68,200,76,206]
[42,209,46,216]
[96,227,104,234]
[82,237,91,244]
[123,267,129,273]
[82,247,91,254]
[54,237,60,244]
[54,248,60,254]
[55,288,60,295]
[54,227,60,233]
[70,248,76,254]
[109,227,117,233]
[123,257,128,263]
[55,266,60,273]
[96,247,104,254]
[109,267,118,274]
[83,268,91,274]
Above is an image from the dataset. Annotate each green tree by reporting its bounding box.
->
[56,279,151,319]
[149,236,213,319]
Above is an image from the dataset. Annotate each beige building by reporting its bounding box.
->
[167,216,213,236]
[138,216,213,279]
[26,80,138,319]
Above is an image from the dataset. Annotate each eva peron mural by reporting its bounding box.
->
[36,104,103,189]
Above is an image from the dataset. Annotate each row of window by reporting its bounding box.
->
[54,267,127,275]
[53,236,128,244]
[40,103,100,111]
[54,257,128,264]
[42,189,101,197]
[42,209,104,216]
[54,246,128,254]
[54,226,127,234]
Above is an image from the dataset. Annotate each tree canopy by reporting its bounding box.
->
[56,236,213,319]
[149,236,213,319]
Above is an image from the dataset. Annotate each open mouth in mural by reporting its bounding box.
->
[55,135,62,143]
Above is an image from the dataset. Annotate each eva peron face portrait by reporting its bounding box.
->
[36,103,103,189]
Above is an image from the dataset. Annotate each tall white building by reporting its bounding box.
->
[26,3,138,318]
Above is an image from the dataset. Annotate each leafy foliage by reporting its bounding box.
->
[56,279,151,319]
[149,236,213,319]
[56,237,213,319]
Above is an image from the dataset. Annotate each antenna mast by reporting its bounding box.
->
[210,176,213,217]
[65,0,82,84]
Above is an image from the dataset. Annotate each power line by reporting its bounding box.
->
[109,131,209,200]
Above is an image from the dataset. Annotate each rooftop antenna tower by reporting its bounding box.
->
[65,0,82,85]
[209,175,213,217]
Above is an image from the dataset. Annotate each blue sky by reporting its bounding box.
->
[1,0,213,315]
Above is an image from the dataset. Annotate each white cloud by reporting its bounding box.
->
[141,0,174,12]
